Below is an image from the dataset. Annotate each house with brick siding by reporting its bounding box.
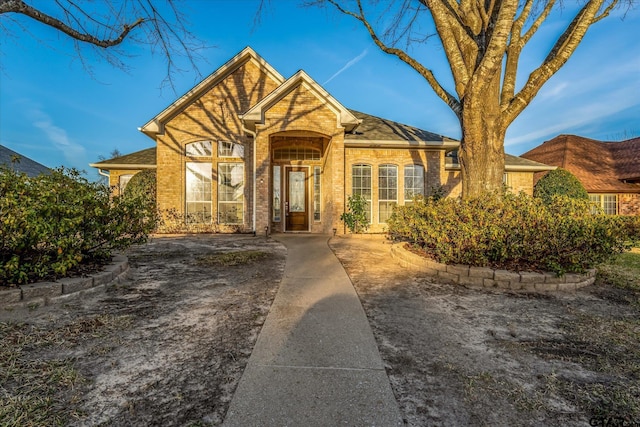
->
[521,135,640,216]
[91,47,553,234]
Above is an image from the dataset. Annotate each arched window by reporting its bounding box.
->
[273,147,320,161]
[185,140,212,157]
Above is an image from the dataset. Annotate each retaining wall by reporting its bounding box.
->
[391,244,596,292]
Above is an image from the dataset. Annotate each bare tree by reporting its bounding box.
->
[315,0,632,198]
[0,0,207,89]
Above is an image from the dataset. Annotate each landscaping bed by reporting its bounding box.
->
[0,235,286,426]
[330,237,640,427]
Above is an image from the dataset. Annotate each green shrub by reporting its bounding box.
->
[122,170,159,229]
[0,167,154,286]
[340,194,369,233]
[534,168,589,205]
[388,192,632,275]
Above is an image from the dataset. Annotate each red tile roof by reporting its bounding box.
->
[521,135,640,193]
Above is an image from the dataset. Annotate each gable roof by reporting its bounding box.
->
[0,145,50,177]
[521,134,640,193]
[140,47,285,138]
[241,70,360,133]
[89,147,156,170]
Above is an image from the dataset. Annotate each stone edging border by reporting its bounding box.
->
[0,255,130,310]
[391,243,596,292]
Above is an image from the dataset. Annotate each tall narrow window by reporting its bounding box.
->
[186,163,212,223]
[119,174,133,194]
[313,166,321,221]
[218,163,244,224]
[404,165,424,204]
[218,141,244,158]
[379,164,398,223]
[351,164,372,223]
[186,141,212,157]
[273,166,281,222]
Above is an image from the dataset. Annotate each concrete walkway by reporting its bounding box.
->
[223,235,403,427]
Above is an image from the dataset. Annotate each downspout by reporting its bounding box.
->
[241,118,258,233]
[97,168,110,178]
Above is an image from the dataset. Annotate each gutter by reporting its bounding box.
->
[240,118,258,234]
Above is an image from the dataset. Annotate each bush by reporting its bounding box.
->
[341,194,369,233]
[534,168,589,205]
[122,170,159,228]
[0,167,154,286]
[388,192,633,275]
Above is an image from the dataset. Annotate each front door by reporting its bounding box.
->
[285,167,309,231]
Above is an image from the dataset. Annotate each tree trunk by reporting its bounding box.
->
[458,72,506,199]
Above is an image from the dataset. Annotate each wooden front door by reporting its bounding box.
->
[285,168,309,231]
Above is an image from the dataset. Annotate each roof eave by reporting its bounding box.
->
[89,163,157,170]
[345,140,459,149]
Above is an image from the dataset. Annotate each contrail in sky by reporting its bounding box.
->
[323,49,368,85]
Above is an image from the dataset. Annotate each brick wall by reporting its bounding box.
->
[619,193,640,215]
[505,171,535,195]
[344,148,456,233]
[154,59,281,231]
[108,170,142,196]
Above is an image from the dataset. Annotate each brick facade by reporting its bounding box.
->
[96,47,549,235]
[619,193,640,216]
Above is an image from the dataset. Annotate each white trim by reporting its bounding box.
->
[345,139,460,149]
[241,70,361,133]
[88,163,156,170]
[140,47,285,138]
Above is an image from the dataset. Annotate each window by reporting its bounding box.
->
[379,164,398,223]
[503,173,511,189]
[589,194,618,215]
[273,166,281,222]
[313,166,321,221]
[218,141,244,158]
[185,141,212,157]
[404,165,424,204]
[351,164,372,223]
[218,163,244,224]
[119,174,133,193]
[186,163,212,223]
[273,147,320,161]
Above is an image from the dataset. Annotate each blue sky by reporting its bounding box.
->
[1,1,638,180]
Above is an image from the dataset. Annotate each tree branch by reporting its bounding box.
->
[503,0,615,126]
[0,0,144,48]
[328,0,462,116]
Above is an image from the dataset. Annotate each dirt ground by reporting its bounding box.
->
[1,235,286,426]
[2,234,638,426]
[330,236,640,427]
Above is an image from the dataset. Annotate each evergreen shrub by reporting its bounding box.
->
[387,192,636,275]
[0,167,154,286]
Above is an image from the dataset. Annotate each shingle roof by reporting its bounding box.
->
[346,110,449,143]
[0,145,50,177]
[521,134,640,193]
[90,147,157,169]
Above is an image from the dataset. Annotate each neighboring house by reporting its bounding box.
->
[91,47,553,234]
[521,134,640,215]
[0,145,50,177]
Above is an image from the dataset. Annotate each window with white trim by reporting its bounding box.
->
[218,141,244,158]
[218,163,244,224]
[186,162,212,223]
[351,164,372,223]
[589,194,618,215]
[185,141,212,157]
[119,174,133,194]
[379,164,398,223]
[313,166,321,221]
[404,165,424,204]
[273,166,281,222]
